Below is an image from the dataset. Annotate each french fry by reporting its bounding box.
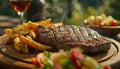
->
[13,37,28,53]
[13,36,29,53]
[26,22,38,29]
[37,18,52,25]
[53,22,63,27]
[19,34,52,51]
[13,24,24,32]
[4,28,13,34]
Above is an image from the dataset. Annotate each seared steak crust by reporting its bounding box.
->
[38,25,111,54]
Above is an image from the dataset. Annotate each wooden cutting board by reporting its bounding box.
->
[0,35,34,69]
[0,35,120,69]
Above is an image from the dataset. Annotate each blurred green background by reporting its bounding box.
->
[0,0,120,25]
[0,0,17,17]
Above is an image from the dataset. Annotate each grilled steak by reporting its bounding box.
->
[38,25,111,54]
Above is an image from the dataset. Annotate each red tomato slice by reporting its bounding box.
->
[110,20,119,26]
[70,48,85,69]
[97,22,104,26]
[31,58,40,67]
[104,66,111,69]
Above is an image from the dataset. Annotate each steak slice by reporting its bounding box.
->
[38,25,111,54]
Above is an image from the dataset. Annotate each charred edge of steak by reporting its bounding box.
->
[56,37,111,54]
[38,25,111,54]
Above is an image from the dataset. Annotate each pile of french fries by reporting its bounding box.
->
[4,18,63,53]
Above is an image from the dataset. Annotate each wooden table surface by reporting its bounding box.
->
[0,54,33,69]
[0,15,19,35]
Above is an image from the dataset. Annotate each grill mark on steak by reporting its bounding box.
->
[65,25,79,42]
[58,26,67,43]
[42,27,63,48]
[58,26,72,43]
[47,28,55,39]
[78,26,92,41]
[70,25,80,41]
[59,25,65,32]
[77,26,86,41]
[52,27,61,41]
[46,28,56,46]
[70,25,84,42]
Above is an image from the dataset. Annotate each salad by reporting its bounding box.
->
[32,48,111,69]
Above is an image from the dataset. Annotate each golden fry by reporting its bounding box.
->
[13,25,24,32]
[53,22,63,27]
[19,35,52,51]
[37,18,52,25]
[4,18,63,53]
[13,37,28,53]
[4,28,13,34]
